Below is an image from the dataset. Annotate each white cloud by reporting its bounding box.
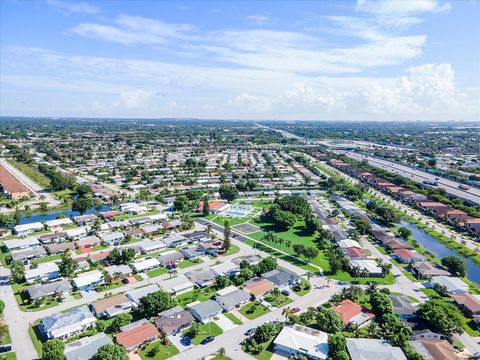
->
[356,0,451,15]
[244,14,270,25]
[119,90,152,109]
[46,0,100,14]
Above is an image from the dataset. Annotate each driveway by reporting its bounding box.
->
[213,313,237,332]
[168,332,194,352]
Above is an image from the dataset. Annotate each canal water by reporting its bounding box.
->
[399,221,480,284]
[18,205,112,225]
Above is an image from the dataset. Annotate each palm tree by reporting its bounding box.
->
[282,306,293,320]
[217,347,226,356]
[366,283,377,294]
[271,288,281,299]
[285,240,292,250]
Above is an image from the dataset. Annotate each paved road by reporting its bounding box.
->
[346,152,480,205]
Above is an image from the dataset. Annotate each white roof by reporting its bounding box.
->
[431,276,470,293]
[125,284,159,305]
[210,262,239,277]
[149,213,168,221]
[274,324,328,360]
[4,236,39,250]
[72,269,103,288]
[104,264,132,276]
[216,285,239,297]
[14,222,43,233]
[349,259,382,274]
[337,239,362,249]
[141,240,167,252]
[161,275,195,294]
[45,218,73,228]
[65,226,88,237]
[25,262,59,280]
[99,231,124,242]
[346,338,406,360]
[131,257,160,272]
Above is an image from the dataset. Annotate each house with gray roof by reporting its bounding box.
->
[11,246,46,262]
[64,332,112,360]
[125,284,159,309]
[180,246,205,260]
[389,295,418,319]
[187,300,223,323]
[45,241,75,254]
[262,269,300,290]
[346,338,407,360]
[157,251,184,267]
[27,278,72,300]
[185,269,216,288]
[215,288,250,311]
[154,307,195,335]
[40,305,96,339]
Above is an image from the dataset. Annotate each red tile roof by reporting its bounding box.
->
[331,299,373,324]
[116,323,159,349]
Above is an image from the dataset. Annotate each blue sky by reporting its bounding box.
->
[1,0,479,120]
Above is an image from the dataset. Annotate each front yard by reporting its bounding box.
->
[182,322,223,345]
[239,301,270,320]
[176,287,217,308]
[264,293,292,308]
[139,339,179,360]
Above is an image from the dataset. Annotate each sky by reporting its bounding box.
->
[1,0,479,121]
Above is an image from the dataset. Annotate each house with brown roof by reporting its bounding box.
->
[450,293,480,317]
[411,339,459,360]
[459,217,480,233]
[116,322,160,351]
[89,250,111,264]
[45,242,76,255]
[331,299,374,326]
[410,262,451,279]
[91,294,131,319]
[435,208,468,223]
[385,238,413,250]
[343,247,369,260]
[154,307,195,335]
[393,248,426,263]
[75,235,101,249]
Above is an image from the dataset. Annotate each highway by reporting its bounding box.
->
[345,152,480,205]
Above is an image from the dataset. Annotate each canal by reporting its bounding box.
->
[18,205,112,225]
[399,221,480,284]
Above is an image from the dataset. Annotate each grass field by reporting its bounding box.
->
[28,324,44,357]
[147,267,168,278]
[242,335,276,360]
[139,339,179,360]
[264,293,292,307]
[176,286,217,308]
[178,258,203,269]
[182,322,223,345]
[8,160,51,188]
[330,271,395,285]
[239,302,270,320]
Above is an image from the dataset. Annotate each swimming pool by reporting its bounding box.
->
[222,206,253,218]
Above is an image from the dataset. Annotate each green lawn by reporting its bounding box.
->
[213,216,252,226]
[239,302,270,320]
[34,253,62,264]
[224,312,243,325]
[97,280,125,292]
[139,339,179,360]
[28,324,45,357]
[147,267,168,278]
[178,258,203,269]
[292,277,311,296]
[222,244,240,257]
[11,282,61,312]
[242,335,276,360]
[8,160,51,188]
[182,322,223,345]
[114,210,160,221]
[0,353,16,360]
[331,271,395,285]
[176,287,217,308]
[264,293,292,308]
[248,218,329,271]
[210,356,231,360]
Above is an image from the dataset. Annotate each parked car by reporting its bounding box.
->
[181,336,192,346]
[245,328,256,336]
[292,307,300,313]
[201,336,214,345]
[0,345,12,353]
[281,289,290,296]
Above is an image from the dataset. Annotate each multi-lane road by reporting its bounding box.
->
[346,152,480,205]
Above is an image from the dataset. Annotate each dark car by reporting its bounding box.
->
[122,278,130,284]
[200,336,214,345]
[281,289,290,296]
[244,328,256,336]
[181,336,192,346]
[0,345,12,353]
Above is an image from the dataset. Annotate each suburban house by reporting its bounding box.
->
[89,250,111,264]
[4,236,40,252]
[72,269,104,290]
[104,264,132,279]
[91,294,132,319]
[45,242,75,254]
[64,332,112,360]
[40,306,96,339]
[25,262,60,282]
[389,295,418,319]
[73,214,98,226]
[140,239,167,254]
[273,324,329,360]
[75,235,101,249]
[11,246,47,262]
[13,222,44,235]
[38,232,66,244]
[161,234,189,248]
[348,259,383,276]
[161,275,195,296]
[115,322,160,351]
[429,276,470,294]
[45,218,73,229]
[185,269,216,288]
[157,251,184,267]
[210,261,240,278]
[450,293,480,317]
[262,269,300,290]
[125,285,159,309]
[27,278,73,300]
[393,249,426,263]
[183,231,211,243]
[141,224,163,236]
[346,338,407,360]
[197,200,230,214]
[343,247,369,260]
[180,246,205,260]
[99,231,124,245]
[215,286,250,311]
[187,300,223,323]
[410,262,451,279]
[232,254,262,266]
[243,277,275,298]
[131,257,160,273]
[411,339,459,360]
[154,306,195,335]
[331,299,375,326]
[65,227,88,239]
